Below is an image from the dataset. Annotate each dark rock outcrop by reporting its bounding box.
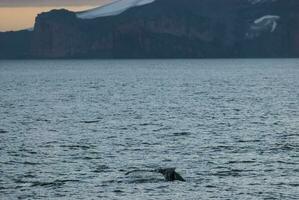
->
[1,0,299,58]
[0,30,31,58]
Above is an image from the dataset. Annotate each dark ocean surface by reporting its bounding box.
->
[0,59,298,199]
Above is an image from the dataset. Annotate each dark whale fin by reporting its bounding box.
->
[156,168,186,182]
[173,171,186,182]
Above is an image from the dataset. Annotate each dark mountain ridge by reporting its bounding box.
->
[1,0,299,58]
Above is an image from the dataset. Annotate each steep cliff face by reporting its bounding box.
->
[31,9,85,58]
[1,0,299,58]
[0,30,31,59]
[290,13,299,56]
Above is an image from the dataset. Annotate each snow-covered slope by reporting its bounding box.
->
[254,15,280,32]
[77,0,155,19]
[77,0,278,19]
[246,15,280,38]
[248,0,277,4]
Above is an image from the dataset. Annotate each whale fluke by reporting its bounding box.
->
[125,168,185,182]
[155,168,186,182]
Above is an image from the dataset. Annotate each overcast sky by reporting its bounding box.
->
[0,0,111,7]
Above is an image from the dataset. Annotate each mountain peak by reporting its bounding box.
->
[1,0,299,58]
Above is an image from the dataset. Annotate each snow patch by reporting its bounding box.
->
[254,15,280,32]
[249,0,277,5]
[246,15,280,39]
[77,0,155,19]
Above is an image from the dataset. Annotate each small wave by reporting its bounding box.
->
[153,126,172,132]
[227,160,256,164]
[126,178,165,184]
[81,156,99,160]
[36,118,51,122]
[101,179,118,185]
[155,185,170,189]
[237,139,261,143]
[248,182,261,186]
[172,132,192,136]
[60,144,92,150]
[80,120,100,124]
[0,160,44,166]
[211,169,253,177]
[93,165,110,173]
[139,122,160,126]
[276,160,297,165]
[141,142,152,145]
[271,182,299,187]
[20,161,44,166]
[210,145,234,151]
[0,129,8,134]
[106,135,117,139]
[48,129,58,132]
[205,185,217,188]
[270,143,298,152]
[30,179,80,188]
[113,189,124,193]
[23,149,38,155]
[23,173,36,178]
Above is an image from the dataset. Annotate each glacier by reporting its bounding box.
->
[248,0,277,5]
[76,0,279,20]
[77,0,155,19]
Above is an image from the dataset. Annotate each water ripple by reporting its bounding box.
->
[1,59,299,199]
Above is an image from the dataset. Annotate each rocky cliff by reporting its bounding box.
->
[1,0,299,58]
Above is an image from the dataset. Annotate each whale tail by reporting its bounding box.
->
[126,168,186,182]
[173,171,186,182]
[156,168,186,182]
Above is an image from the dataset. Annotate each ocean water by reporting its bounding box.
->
[0,59,298,200]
